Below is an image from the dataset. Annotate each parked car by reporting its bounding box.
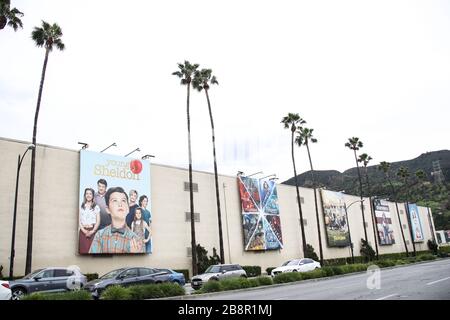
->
[271,258,321,277]
[84,267,171,299]
[10,267,87,300]
[0,280,12,300]
[155,269,186,286]
[191,264,247,290]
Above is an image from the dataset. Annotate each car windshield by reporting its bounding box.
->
[285,259,301,266]
[23,269,44,279]
[100,269,125,279]
[204,266,221,273]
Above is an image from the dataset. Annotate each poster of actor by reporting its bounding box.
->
[408,203,424,242]
[78,150,152,254]
[373,199,395,245]
[321,190,350,247]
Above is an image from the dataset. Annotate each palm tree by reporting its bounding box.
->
[397,166,416,256]
[26,21,65,274]
[345,137,368,242]
[378,161,409,256]
[295,127,323,265]
[173,60,200,275]
[357,153,378,259]
[0,0,23,31]
[192,68,224,264]
[281,113,307,255]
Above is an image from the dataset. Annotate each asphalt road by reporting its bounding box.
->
[183,258,450,300]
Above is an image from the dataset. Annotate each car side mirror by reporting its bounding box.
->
[34,276,41,281]
[117,275,125,280]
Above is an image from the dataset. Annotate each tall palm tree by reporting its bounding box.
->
[26,21,65,274]
[281,113,307,255]
[295,127,323,265]
[173,60,200,275]
[378,161,409,256]
[345,137,368,242]
[0,0,23,31]
[358,153,378,259]
[192,68,224,264]
[397,166,416,256]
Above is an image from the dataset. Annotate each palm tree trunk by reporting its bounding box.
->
[204,88,224,264]
[292,131,307,254]
[364,168,379,259]
[354,150,368,242]
[387,178,409,256]
[186,83,197,276]
[306,143,323,265]
[26,48,49,275]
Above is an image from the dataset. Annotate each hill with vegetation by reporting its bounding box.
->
[282,150,450,231]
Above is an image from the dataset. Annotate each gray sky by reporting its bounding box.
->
[1,0,449,181]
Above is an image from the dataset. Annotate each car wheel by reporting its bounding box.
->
[12,287,26,300]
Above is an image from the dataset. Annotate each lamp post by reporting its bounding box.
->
[124,147,140,157]
[343,198,365,264]
[9,144,35,278]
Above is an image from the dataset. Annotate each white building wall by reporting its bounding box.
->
[0,137,437,277]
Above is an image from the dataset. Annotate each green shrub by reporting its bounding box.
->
[360,239,376,262]
[22,290,92,300]
[376,260,396,268]
[255,276,273,286]
[200,280,223,293]
[273,272,303,284]
[438,246,450,254]
[331,266,343,275]
[247,278,260,288]
[301,269,326,280]
[418,253,436,261]
[101,285,132,300]
[242,266,261,277]
[173,269,189,281]
[85,273,99,282]
[427,240,439,255]
[352,264,369,272]
[157,282,185,297]
[220,278,249,291]
[266,267,276,275]
[321,267,335,277]
[304,244,319,261]
[395,259,407,265]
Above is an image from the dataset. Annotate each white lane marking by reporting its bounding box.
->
[376,293,398,300]
[426,277,450,286]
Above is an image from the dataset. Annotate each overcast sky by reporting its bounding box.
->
[1,0,449,181]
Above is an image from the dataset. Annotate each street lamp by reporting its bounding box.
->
[100,142,117,153]
[343,198,365,264]
[9,144,35,278]
[124,147,140,157]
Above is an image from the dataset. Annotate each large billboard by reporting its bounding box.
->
[321,190,350,247]
[238,175,283,251]
[408,203,424,242]
[373,199,395,245]
[78,150,152,254]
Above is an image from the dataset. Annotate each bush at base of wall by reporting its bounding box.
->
[242,266,261,277]
[21,290,93,300]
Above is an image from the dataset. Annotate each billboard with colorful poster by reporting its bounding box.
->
[373,199,395,245]
[408,203,424,242]
[78,150,152,254]
[321,190,350,247]
[238,175,283,251]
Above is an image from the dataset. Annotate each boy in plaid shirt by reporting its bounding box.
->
[89,187,144,253]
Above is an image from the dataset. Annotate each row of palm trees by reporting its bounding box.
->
[172,62,225,275]
[280,114,427,263]
[3,1,65,274]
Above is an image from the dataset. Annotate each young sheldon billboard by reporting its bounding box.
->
[321,190,350,247]
[408,203,424,243]
[78,150,152,255]
[373,199,395,245]
[238,175,283,251]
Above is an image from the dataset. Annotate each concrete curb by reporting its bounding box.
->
[153,257,450,300]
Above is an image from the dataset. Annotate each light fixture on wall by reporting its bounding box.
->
[78,142,89,150]
[100,142,117,153]
[124,147,140,157]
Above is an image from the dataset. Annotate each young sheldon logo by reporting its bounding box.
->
[94,159,141,180]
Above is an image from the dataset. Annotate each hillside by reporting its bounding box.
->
[282,150,450,231]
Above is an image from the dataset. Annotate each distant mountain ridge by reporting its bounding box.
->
[282,150,450,192]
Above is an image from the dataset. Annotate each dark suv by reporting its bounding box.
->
[10,267,87,300]
[191,264,247,290]
[84,267,171,299]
